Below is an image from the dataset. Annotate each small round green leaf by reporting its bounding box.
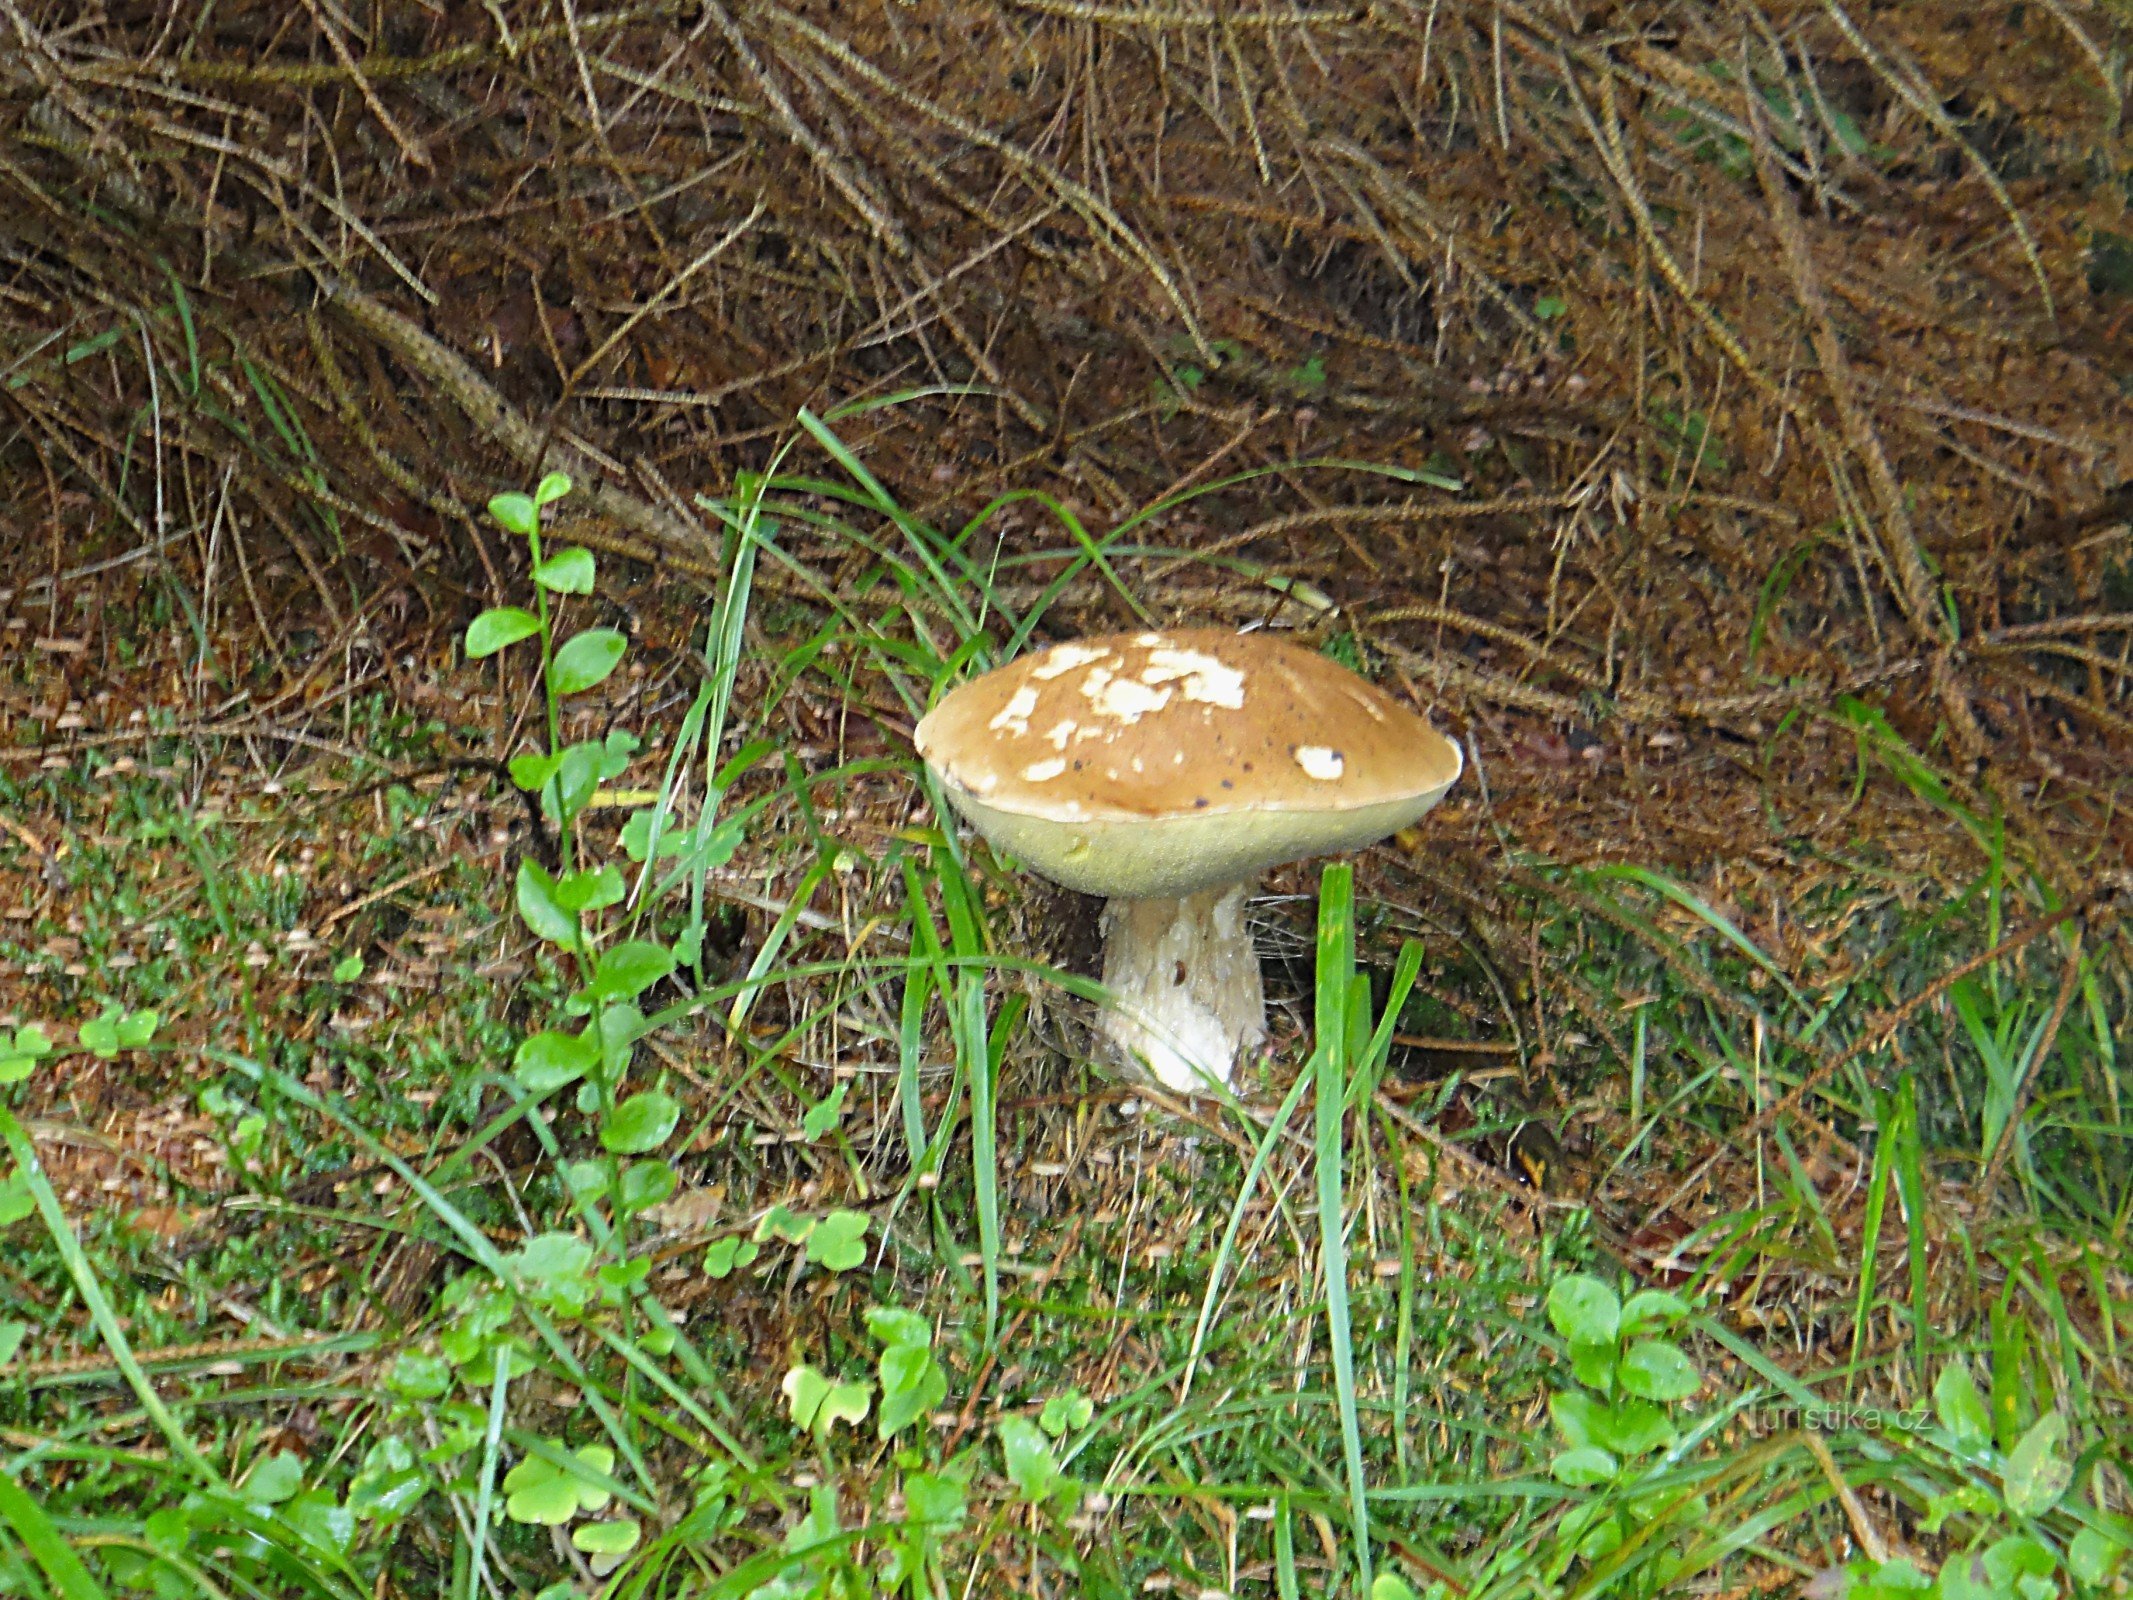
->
[533,472,574,507]
[385,1351,452,1399]
[573,1519,640,1556]
[1620,1288,1690,1336]
[866,1306,931,1349]
[1619,1340,1700,1402]
[1549,1389,1606,1449]
[1593,1397,1675,1458]
[617,1159,678,1214]
[996,1415,1058,1500]
[243,1451,305,1506]
[550,628,626,695]
[1547,1274,1620,1345]
[533,547,595,595]
[466,606,540,658]
[515,860,577,946]
[602,1090,680,1154]
[588,940,675,1001]
[514,1028,600,1093]
[1551,1446,1619,1486]
[2069,1529,2125,1586]
[554,865,625,914]
[904,1471,965,1528]
[487,493,539,537]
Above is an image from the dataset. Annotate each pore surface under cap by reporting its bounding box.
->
[914,628,1462,899]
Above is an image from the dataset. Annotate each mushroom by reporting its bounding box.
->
[912,628,1461,1093]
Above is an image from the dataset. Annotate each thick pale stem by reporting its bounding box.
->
[1098,881,1265,1093]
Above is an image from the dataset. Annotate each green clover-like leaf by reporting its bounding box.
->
[0,1023,52,1085]
[782,1364,872,1435]
[805,1209,870,1272]
[503,1466,579,1526]
[904,1471,965,1528]
[866,1306,931,1349]
[876,1339,946,1441]
[509,749,563,793]
[996,1415,1058,1501]
[1592,1398,1675,1458]
[1039,1391,1094,1438]
[755,1203,813,1244]
[704,1237,759,1279]
[533,472,574,508]
[2069,1528,2127,1586]
[802,1083,847,1140]
[1550,1389,1606,1450]
[0,1172,31,1227]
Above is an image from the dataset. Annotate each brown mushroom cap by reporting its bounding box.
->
[914,628,1461,898]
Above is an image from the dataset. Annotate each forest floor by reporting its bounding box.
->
[1,2,2131,1598]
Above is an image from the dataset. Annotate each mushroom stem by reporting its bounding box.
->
[1098,881,1265,1093]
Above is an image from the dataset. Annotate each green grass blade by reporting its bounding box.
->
[0,1470,110,1600]
[1845,1097,1895,1396]
[465,1347,511,1600]
[0,1109,222,1487]
[1312,864,1372,1588]
[1181,1063,1315,1402]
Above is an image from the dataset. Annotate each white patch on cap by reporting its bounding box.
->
[1021,758,1067,782]
[1088,674,1172,722]
[1031,643,1112,680]
[1042,719,1077,750]
[989,686,1039,736]
[1134,632,1170,647]
[1293,745,1345,781]
[1139,646,1246,709]
[962,766,1000,794]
